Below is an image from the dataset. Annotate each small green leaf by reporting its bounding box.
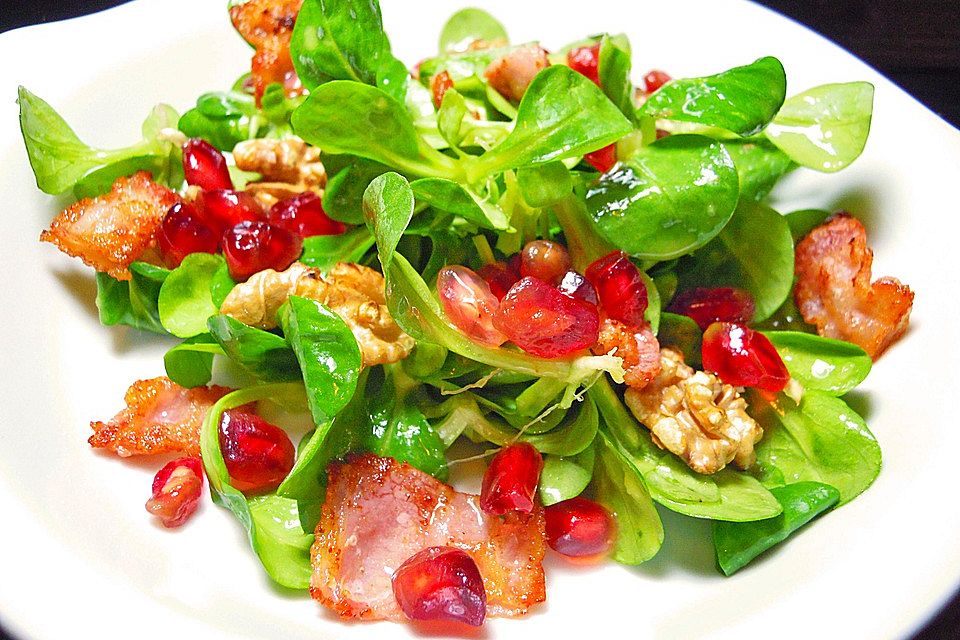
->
[516,161,573,208]
[364,172,416,271]
[95,262,170,334]
[764,331,871,395]
[439,8,508,52]
[164,334,222,388]
[410,177,509,230]
[207,315,301,382]
[437,88,469,147]
[539,445,595,506]
[657,312,703,367]
[299,226,375,272]
[158,254,226,338]
[723,138,794,202]
[598,34,634,119]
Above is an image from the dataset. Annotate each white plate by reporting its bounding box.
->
[2,1,959,638]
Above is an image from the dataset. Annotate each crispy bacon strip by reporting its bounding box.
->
[593,316,662,389]
[40,171,178,280]
[89,377,233,457]
[794,213,914,359]
[230,0,305,105]
[310,454,546,622]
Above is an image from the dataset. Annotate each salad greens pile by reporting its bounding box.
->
[18,0,881,588]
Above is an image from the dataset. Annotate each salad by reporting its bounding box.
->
[16,0,915,629]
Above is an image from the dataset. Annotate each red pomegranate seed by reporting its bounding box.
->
[480,443,543,515]
[493,277,600,358]
[584,144,618,173]
[584,251,648,326]
[567,42,601,85]
[520,240,572,285]
[643,69,672,94]
[545,496,615,557]
[478,261,520,300]
[157,202,219,268]
[182,138,233,191]
[268,192,345,238]
[430,70,455,109]
[701,322,790,392]
[144,456,204,528]
[558,270,598,305]
[392,546,486,627]
[437,266,508,347]
[668,287,756,330]
[222,220,303,281]
[218,410,296,493]
[199,189,263,235]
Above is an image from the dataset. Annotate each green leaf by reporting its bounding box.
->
[410,177,510,230]
[437,88,469,147]
[299,227,375,272]
[657,312,703,367]
[516,161,573,208]
[586,134,740,260]
[713,481,840,575]
[163,334,222,388]
[95,262,170,334]
[278,296,362,424]
[439,8,508,52]
[677,200,794,321]
[594,429,663,564]
[363,172,416,271]
[207,315,301,382]
[320,155,392,224]
[539,445,595,506]
[641,57,787,136]
[753,392,881,504]
[469,66,633,180]
[158,254,226,338]
[764,331,871,395]
[598,34,634,119]
[723,138,794,202]
[765,82,874,172]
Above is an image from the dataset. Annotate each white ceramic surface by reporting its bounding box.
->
[1,1,959,638]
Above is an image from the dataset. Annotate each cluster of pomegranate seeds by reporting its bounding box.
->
[585,250,649,326]
[558,270,598,304]
[701,322,790,392]
[218,410,296,493]
[182,138,234,191]
[144,456,204,528]
[643,69,672,94]
[437,266,508,346]
[567,42,601,85]
[544,496,615,558]
[480,443,544,515]
[478,261,520,300]
[157,202,219,268]
[584,144,618,173]
[430,70,455,109]
[668,287,756,330]
[493,277,600,358]
[519,239,571,285]
[222,220,303,281]
[198,189,262,234]
[268,192,346,237]
[392,546,487,627]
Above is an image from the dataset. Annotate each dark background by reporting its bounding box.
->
[1,1,958,639]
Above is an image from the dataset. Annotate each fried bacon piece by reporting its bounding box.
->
[310,454,546,622]
[230,0,305,105]
[40,171,178,280]
[89,377,233,457]
[592,316,662,389]
[794,213,914,359]
[484,44,551,102]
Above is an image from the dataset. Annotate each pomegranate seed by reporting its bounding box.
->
[144,456,204,528]
[667,287,756,330]
[558,270,598,305]
[157,202,219,268]
[567,43,601,85]
[480,443,543,515]
[584,144,617,173]
[222,220,303,281]
[430,70,455,109]
[218,410,296,493]
[584,251,648,326]
[478,261,520,300]
[268,192,345,238]
[437,266,508,347]
[493,277,600,358]
[520,240,571,285]
[199,189,263,235]
[392,546,486,627]
[182,138,233,191]
[643,69,672,94]
[545,496,615,557]
[701,322,790,392]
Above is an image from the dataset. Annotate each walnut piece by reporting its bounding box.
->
[220,261,414,366]
[624,349,763,475]
[232,136,326,208]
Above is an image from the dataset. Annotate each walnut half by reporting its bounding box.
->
[219,262,414,366]
[232,136,326,209]
[624,349,763,475]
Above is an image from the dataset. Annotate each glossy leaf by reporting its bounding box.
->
[95,262,170,334]
[586,134,739,260]
[299,227,375,272]
[723,138,794,202]
[410,177,510,230]
[539,445,595,506]
[207,314,302,382]
[363,172,416,271]
[641,57,787,136]
[320,154,392,224]
[765,82,874,172]
[764,331,871,395]
[158,253,226,338]
[163,334,222,388]
[598,34,634,119]
[439,8,508,52]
